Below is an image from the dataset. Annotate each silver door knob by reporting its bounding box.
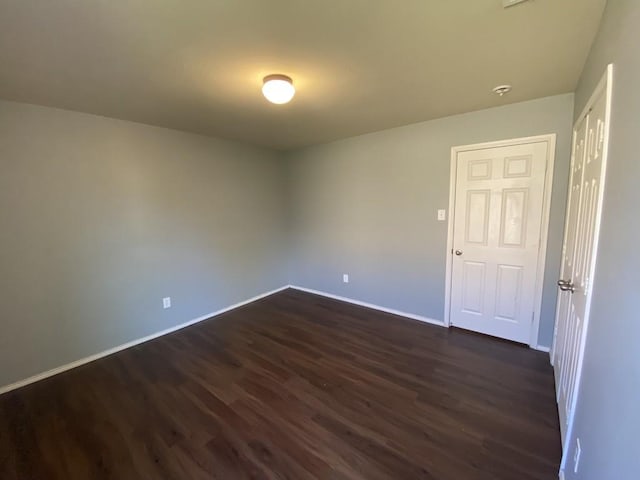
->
[455,250,463,256]
[558,280,576,293]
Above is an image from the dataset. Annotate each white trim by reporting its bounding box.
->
[559,469,565,480]
[532,136,557,348]
[0,285,289,396]
[290,285,444,327]
[444,134,557,349]
[444,153,458,328]
[533,345,551,353]
[558,64,614,469]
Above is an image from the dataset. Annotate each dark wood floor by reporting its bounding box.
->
[0,289,561,479]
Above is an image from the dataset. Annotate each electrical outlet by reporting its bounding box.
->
[574,438,582,473]
[437,209,446,221]
[163,297,171,309]
[343,274,349,284]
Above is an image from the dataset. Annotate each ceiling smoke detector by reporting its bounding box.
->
[492,85,512,97]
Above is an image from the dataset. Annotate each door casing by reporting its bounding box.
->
[444,134,557,349]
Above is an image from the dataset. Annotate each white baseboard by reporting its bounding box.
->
[0,285,289,396]
[289,285,444,327]
[290,286,551,353]
[533,345,551,353]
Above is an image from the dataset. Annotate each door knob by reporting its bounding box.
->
[455,250,463,256]
[558,280,576,293]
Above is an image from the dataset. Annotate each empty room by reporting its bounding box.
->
[1,1,638,479]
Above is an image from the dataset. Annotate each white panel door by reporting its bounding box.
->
[449,142,550,343]
[553,113,588,443]
[552,67,612,448]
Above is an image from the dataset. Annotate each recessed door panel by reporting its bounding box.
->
[466,190,490,245]
[500,188,529,248]
[467,159,493,180]
[504,155,532,178]
[495,264,523,322]
[462,261,486,315]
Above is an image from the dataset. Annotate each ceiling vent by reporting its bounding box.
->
[503,0,529,8]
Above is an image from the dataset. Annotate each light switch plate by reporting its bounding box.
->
[438,209,446,221]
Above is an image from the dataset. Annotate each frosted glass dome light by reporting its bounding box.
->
[262,74,295,104]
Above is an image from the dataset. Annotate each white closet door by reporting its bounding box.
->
[552,65,612,449]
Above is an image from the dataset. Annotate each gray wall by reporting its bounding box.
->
[0,100,288,388]
[564,1,640,478]
[0,93,576,390]
[286,94,574,348]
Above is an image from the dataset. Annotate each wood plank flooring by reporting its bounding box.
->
[0,289,561,479]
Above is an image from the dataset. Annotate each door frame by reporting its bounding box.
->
[443,134,557,349]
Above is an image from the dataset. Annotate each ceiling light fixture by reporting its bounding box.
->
[262,74,295,104]
[492,85,512,97]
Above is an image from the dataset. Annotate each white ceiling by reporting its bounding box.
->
[0,0,606,150]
